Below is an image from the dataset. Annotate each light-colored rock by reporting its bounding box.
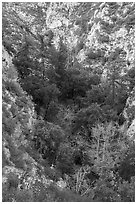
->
[123,88,135,126]
[127,119,135,141]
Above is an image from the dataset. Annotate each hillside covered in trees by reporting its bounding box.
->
[2,2,135,202]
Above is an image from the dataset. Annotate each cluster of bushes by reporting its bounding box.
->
[2,1,135,201]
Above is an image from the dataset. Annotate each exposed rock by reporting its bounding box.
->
[127,119,135,141]
[123,88,135,126]
[122,88,135,141]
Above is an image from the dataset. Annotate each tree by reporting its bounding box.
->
[3,2,135,202]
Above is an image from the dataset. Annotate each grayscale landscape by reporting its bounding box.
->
[2,2,135,202]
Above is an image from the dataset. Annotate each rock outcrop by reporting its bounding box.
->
[123,88,135,141]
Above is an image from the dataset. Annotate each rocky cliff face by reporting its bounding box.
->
[123,88,135,141]
[123,88,135,126]
[127,119,135,141]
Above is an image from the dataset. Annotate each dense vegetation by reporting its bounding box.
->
[2,2,135,202]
